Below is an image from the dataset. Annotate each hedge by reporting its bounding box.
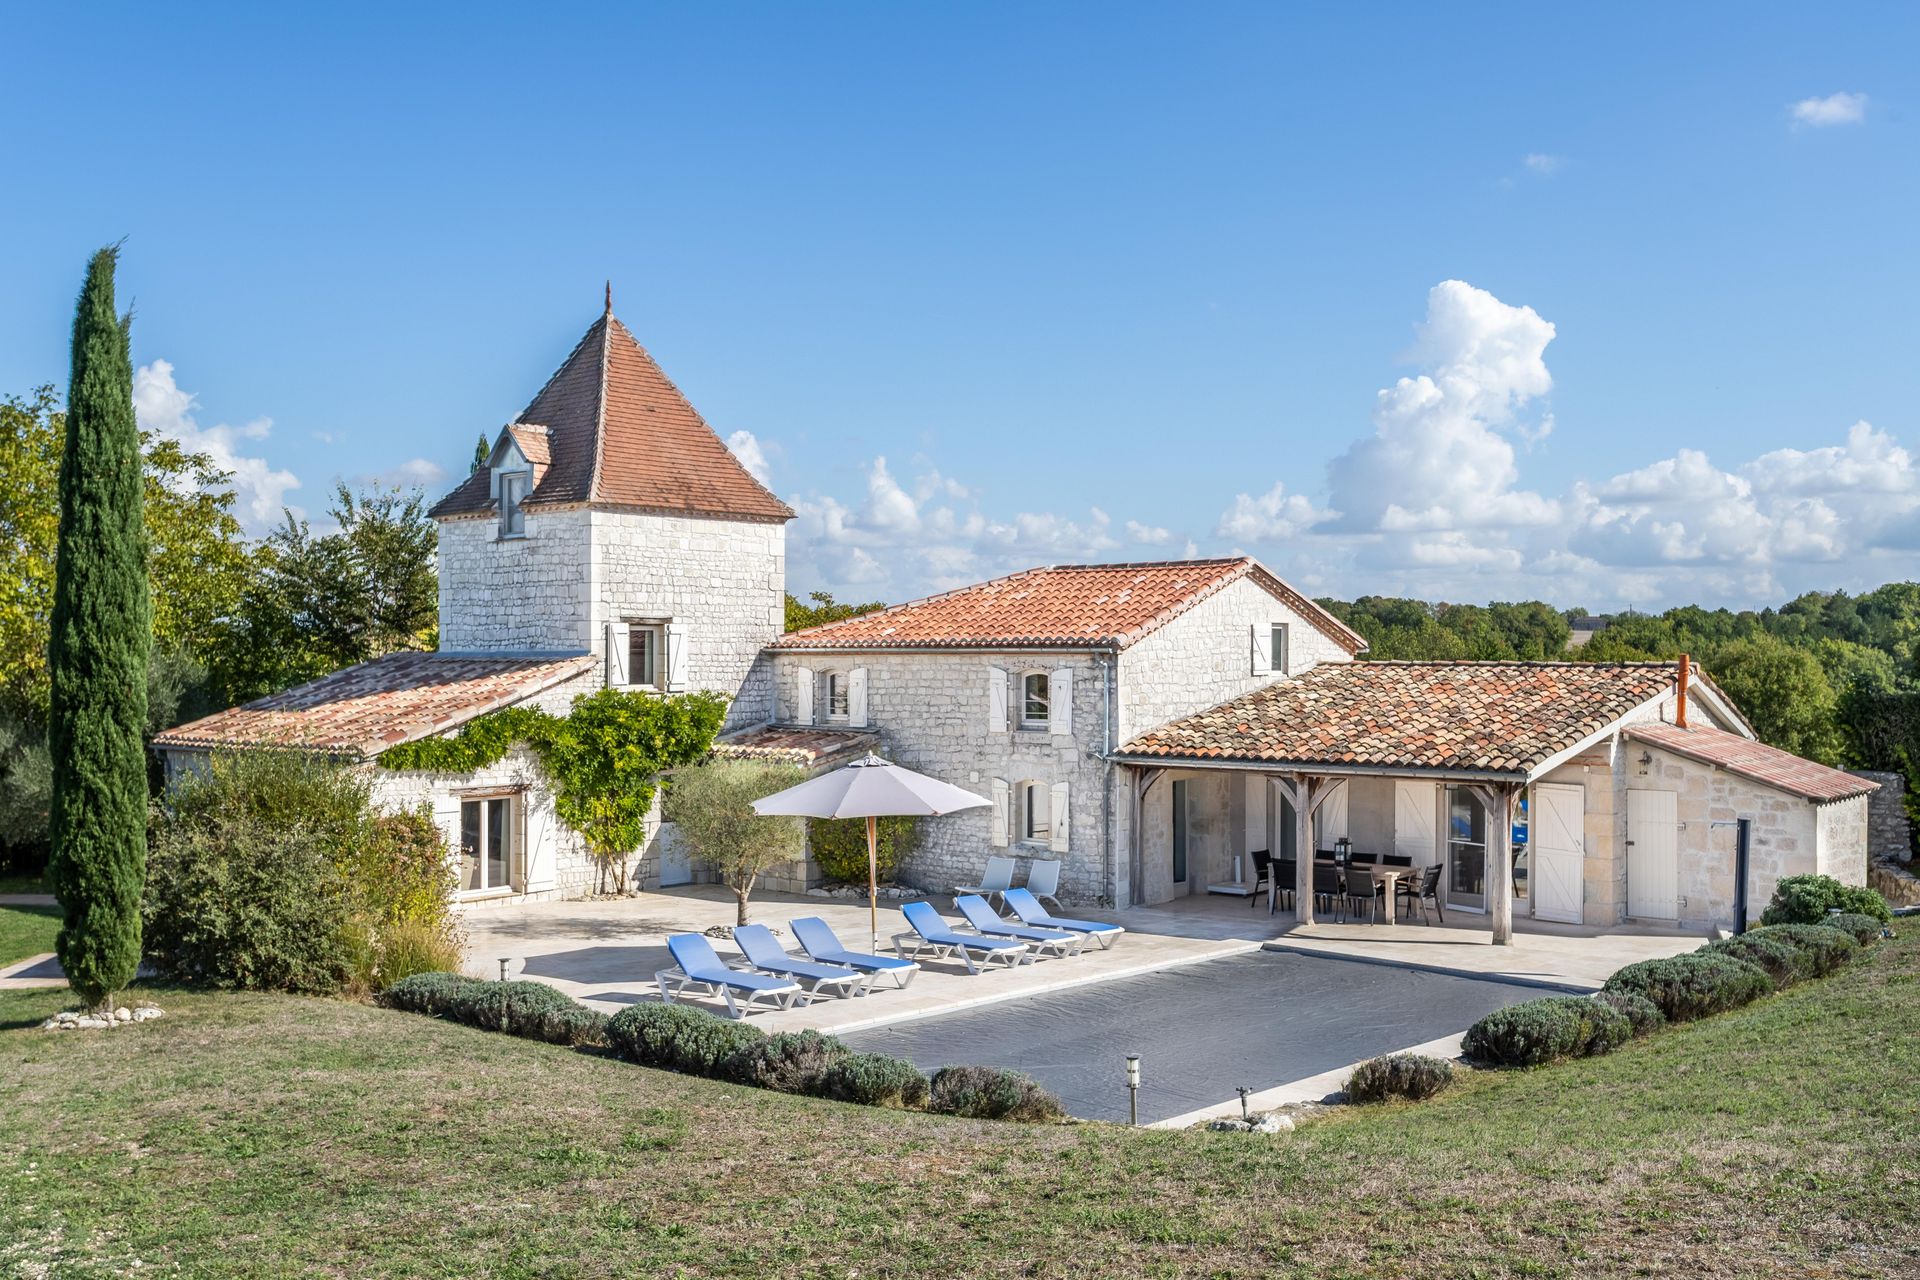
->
[379,974,608,1047]
[605,1002,767,1079]
[1820,912,1888,945]
[1703,932,1809,987]
[1759,874,1890,926]
[1592,990,1666,1037]
[1462,996,1631,1068]
[929,1065,1066,1122]
[1601,952,1773,1022]
[1346,1053,1453,1103]
[824,1051,931,1109]
[1742,923,1858,977]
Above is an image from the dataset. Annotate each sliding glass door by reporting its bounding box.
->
[1444,786,1487,912]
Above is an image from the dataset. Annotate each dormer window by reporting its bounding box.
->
[498,470,530,537]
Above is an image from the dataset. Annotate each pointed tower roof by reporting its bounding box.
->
[431,307,792,523]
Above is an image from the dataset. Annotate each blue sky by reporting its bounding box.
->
[3,3,1916,610]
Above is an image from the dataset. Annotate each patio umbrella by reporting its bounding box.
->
[751,752,990,948]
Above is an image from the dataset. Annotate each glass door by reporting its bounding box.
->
[1444,786,1487,912]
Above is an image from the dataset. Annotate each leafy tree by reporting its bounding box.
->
[786,590,887,633]
[1486,601,1570,659]
[1707,636,1841,764]
[48,248,151,1008]
[471,432,490,474]
[663,759,807,924]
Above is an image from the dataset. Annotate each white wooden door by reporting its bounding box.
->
[1531,783,1585,924]
[1394,781,1436,865]
[656,823,693,887]
[1626,790,1678,920]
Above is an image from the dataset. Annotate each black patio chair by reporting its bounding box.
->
[1248,849,1271,909]
[1272,859,1297,912]
[1342,865,1383,924]
[1348,850,1378,866]
[1381,853,1412,869]
[1312,865,1342,917]
[1397,864,1444,925]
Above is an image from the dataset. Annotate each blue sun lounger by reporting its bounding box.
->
[1004,887,1126,950]
[953,894,1082,958]
[892,901,1031,973]
[790,916,921,989]
[731,923,871,999]
[656,933,804,1019]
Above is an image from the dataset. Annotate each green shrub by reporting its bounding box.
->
[808,814,918,884]
[1760,874,1890,926]
[1346,1053,1453,1103]
[1602,952,1772,1022]
[1743,923,1858,977]
[381,971,475,1016]
[143,813,356,993]
[367,918,466,990]
[1462,996,1630,1067]
[1820,912,1888,945]
[730,1030,852,1093]
[1593,990,1666,1037]
[929,1065,1065,1123]
[1703,933,1806,987]
[823,1052,929,1109]
[605,1002,767,1078]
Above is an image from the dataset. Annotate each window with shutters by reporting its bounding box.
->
[1019,671,1049,730]
[626,622,665,690]
[1018,780,1051,846]
[820,671,850,722]
[1270,623,1290,675]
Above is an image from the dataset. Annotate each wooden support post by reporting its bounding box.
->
[1487,784,1515,947]
[1293,774,1316,926]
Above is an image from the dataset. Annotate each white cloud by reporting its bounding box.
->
[726,429,772,485]
[1791,91,1867,127]
[134,359,301,533]
[1214,481,1332,540]
[1125,520,1174,545]
[1523,153,1565,175]
[361,458,448,489]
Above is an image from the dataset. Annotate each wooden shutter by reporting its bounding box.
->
[1049,781,1070,853]
[1048,667,1074,736]
[665,623,689,692]
[848,667,869,727]
[606,622,631,686]
[1250,623,1271,676]
[794,665,814,724]
[990,778,1009,847]
[988,667,1009,734]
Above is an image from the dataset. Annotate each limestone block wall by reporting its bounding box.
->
[1117,576,1354,744]
[769,649,1115,904]
[1850,769,1910,863]
[1536,750,1621,926]
[1816,795,1869,886]
[437,510,594,654]
[587,510,785,731]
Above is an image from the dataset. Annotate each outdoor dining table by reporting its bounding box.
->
[1313,859,1411,925]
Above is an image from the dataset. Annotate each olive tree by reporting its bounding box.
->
[663,760,807,925]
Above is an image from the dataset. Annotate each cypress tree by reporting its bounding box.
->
[470,431,490,473]
[48,246,150,1008]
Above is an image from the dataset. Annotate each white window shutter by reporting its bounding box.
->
[665,623,690,692]
[606,622,631,686]
[848,667,869,728]
[1049,782,1070,853]
[990,778,1009,847]
[1250,623,1271,677]
[988,667,1009,734]
[795,665,814,724]
[1274,622,1290,675]
[1048,667,1074,736]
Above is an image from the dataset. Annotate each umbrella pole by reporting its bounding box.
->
[866,814,879,951]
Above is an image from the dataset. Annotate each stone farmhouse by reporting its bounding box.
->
[152,303,1876,939]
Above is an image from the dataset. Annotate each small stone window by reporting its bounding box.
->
[821,671,850,722]
[1020,672,1049,730]
[498,470,530,538]
[1270,623,1290,675]
[1019,780,1051,846]
[628,624,664,690]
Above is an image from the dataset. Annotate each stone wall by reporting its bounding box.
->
[1816,795,1870,886]
[437,509,593,653]
[1851,769,1910,863]
[587,509,785,732]
[1116,575,1354,744]
[770,649,1115,904]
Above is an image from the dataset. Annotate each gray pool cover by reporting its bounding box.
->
[841,949,1546,1123]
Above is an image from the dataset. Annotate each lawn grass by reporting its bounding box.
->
[0,903,60,966]
[0,868,48,895]
[2,930,1916,1278]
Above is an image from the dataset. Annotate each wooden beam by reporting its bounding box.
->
[1129,767,1165,907]
[1292,773,1317,925]
[1474,783,1517,946]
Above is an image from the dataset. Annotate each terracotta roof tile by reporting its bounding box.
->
[772,558,1366,653]
[1121,661,1687,776]
[1627,722,1878,804]
[150,652,594,758]
[431,310,792,523]
[711,724,880,769]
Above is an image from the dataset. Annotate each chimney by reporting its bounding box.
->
[1676,653,1690,729]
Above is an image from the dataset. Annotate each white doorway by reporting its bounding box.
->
[1531,783,1585,924]
[657,823,694,888]
[1626,790,1678,920]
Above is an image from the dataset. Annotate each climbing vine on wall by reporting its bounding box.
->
[377,688,729,891]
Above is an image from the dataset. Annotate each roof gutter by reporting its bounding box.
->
[766,643,1126,658]
[1103,753,1524,785]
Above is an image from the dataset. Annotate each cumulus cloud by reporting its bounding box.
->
[360,458,448,489]
[1792,91,1867,127]
[134,360,301,532]
[1214,481,1332,540]
[1125,520,1174,545]
[726,429,772,485]
[1523,153,1565,175]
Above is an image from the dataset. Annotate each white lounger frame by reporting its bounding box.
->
[655,965,805,1019]
[890,931,1032,974]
